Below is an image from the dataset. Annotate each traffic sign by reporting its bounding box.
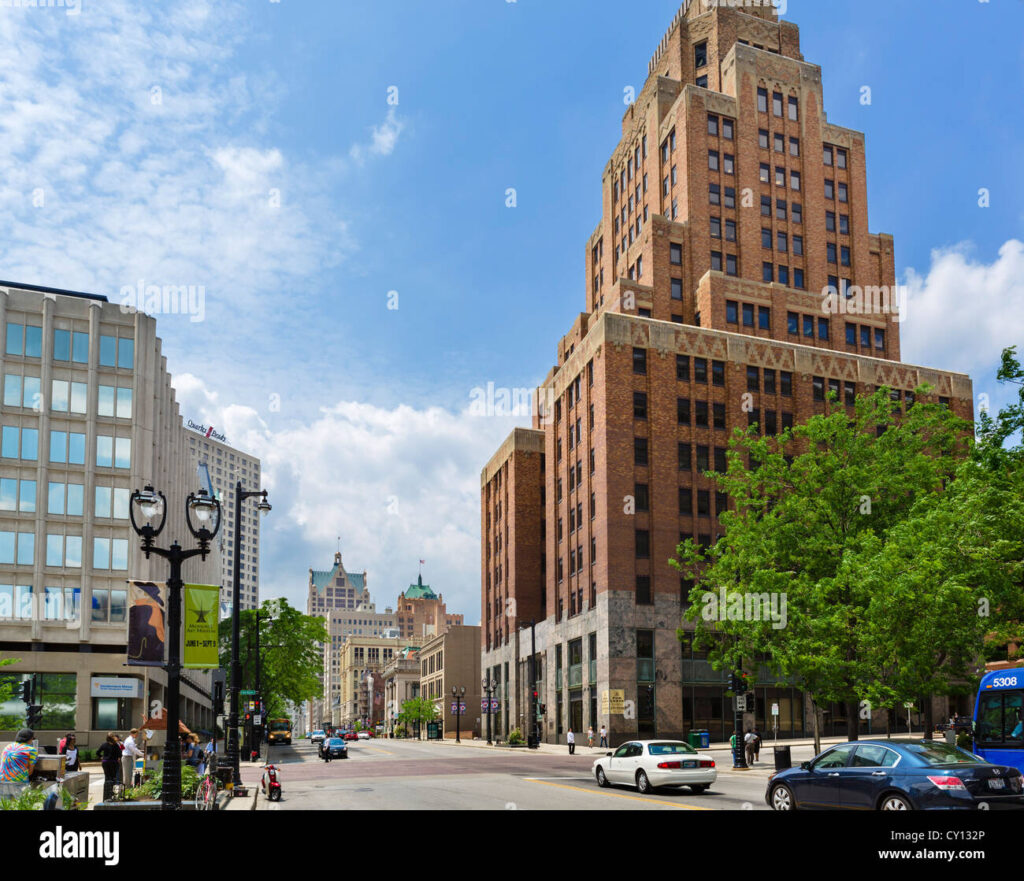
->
[771,703,779,716]
[241,690,256,695]
[735,695,747,712]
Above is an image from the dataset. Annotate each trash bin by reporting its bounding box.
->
[698,731,711,750]
[687,731,702,749]
[944,729,956,745]
[773,745,792,771]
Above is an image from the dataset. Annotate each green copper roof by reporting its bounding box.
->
[405,573,436,599]
[311,562,366,593]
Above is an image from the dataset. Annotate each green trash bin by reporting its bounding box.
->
[687,731,702,749]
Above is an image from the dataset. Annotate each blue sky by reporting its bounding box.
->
[0,0,1021,620]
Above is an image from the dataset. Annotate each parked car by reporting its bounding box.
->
[766,739,1024,811]
[310,730,326,745]
[357,731,371,741]
[592,740,716,794]
[344,732,358,741]
[320,737,348,760]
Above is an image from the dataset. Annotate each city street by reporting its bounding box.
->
[241,737,785,810]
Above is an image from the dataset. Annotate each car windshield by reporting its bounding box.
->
[648,742,697,756]
[904,742,986,765]
[327,739,344,746]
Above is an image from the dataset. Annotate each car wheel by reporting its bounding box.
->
[880,794,912,811]
[596,767,609,788]
[770,784,797,811]
[689,784,709,794]
[636,770,652,794]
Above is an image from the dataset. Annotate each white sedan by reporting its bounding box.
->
[593,740,717,794]
[356,731,371,740]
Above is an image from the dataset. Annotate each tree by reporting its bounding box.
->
[217,598,327,720]
[0,656,22,730]
[397,697,437,740]
[673,386,973,753]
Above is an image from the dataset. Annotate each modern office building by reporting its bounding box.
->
[481,2,974,745]
[0,282,220,747]
[186,428,262,617]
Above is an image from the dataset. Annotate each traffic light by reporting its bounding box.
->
[727,672,737,693]
[26,705,43,728]
[737,672,749,696]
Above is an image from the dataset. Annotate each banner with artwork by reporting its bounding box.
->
[127,581,167,667]
[183,584,220,669]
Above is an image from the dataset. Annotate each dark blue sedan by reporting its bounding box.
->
[320,737,348,760]
[766,739,1024,810]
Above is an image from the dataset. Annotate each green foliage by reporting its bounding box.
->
[393,725,407,738]
[397,697,437,733]
[673,385,979,734]
[507,729,524,746]
[217,598,328,718]
[0,786,46,811]
[125,763,200,801]
[0,657,20,706]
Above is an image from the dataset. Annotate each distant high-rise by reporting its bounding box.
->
[185,429,261,616]
[481,1,974,744]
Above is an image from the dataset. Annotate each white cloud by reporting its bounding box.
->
[349,108,405,164]
[901,239,1024,383]
[174,374,517,622]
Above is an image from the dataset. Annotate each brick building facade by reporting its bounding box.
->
[481,1,973,745]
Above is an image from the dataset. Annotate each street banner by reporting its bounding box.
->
[184,584,220,669]
[127,581,167,667]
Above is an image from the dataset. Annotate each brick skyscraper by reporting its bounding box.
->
[481,1,973,744]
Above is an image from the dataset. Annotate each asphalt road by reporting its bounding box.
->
[243,738,772,810]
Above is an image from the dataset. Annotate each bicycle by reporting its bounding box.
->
[194,755,220,811]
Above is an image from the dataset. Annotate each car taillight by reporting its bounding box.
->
[927,775,966,791]
[657,761,682,770]
[700,760,715,768]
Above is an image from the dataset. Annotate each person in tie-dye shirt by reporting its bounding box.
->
[0,729,39,784]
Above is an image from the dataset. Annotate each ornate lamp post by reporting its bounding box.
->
[226,483,271,790]
[482,677,497,745]
[451,685,466,743]
[129,485,221,810]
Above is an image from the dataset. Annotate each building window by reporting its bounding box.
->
[758,306,771,330]
[772,92,783,117]
[757,87,768,112]
[763,262,774,283]
[726,301,738,324]
[710,251,722,272]
[694,358,707,384]
[707,113,719,136]
[670,243,683,265]
[813,377,825,402]
[722,119,734,140]
[788,95,799,120]
[634,438,648,467]
[634,392,648,421]
[695,41,708,68]
[635,530,650,559]
[742,303,754,327]
[633,347,647,375]
[636,576,652,606]
[676,356,690,382]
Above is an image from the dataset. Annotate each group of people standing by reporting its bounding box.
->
[566,726,609,754]
[95,728,145,788]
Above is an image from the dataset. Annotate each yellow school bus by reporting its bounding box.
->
[268,718,292,745]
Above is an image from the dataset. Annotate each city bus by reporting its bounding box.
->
[268,718,292,746]
[973,669,1024,773]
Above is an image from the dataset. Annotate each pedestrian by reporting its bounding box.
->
[185,734,202,772]
[599,725,608,749]
[96,732,121,795]
[0,728,39,787]
[752,727,762,763]
[744,728,757,766]
[567,728,575,755]
[121,728,142,787]
[587,726,594,749]
[59,733,80,773]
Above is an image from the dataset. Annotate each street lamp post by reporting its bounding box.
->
[451,685,466,743]
[226,483,271,790]
[129,485,221,811]
[482,678,497,745]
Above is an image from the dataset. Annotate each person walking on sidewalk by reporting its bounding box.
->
[121,729,142,787]
[744,728,757,766]
[599,725,608,749]
[587,726,594,749]
[567,728,575,755]
[752,727,762,763]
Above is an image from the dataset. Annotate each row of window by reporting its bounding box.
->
[757,88,800,121]
[6,325,134,369]
[0,532,129,569]
[845,323,887,350]
[726,301,772,330]
[0,480,131,518]
[3,376,132,417]
[0,427,131,467]
[0,584,129,624]
[787,312,833,342]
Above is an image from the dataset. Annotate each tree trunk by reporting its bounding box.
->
[846,699,860,741]
[923,699,934,741]
[885,712,891,738]
[811,698,821,755]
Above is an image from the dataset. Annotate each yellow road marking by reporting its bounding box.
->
[525,778,712,810]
